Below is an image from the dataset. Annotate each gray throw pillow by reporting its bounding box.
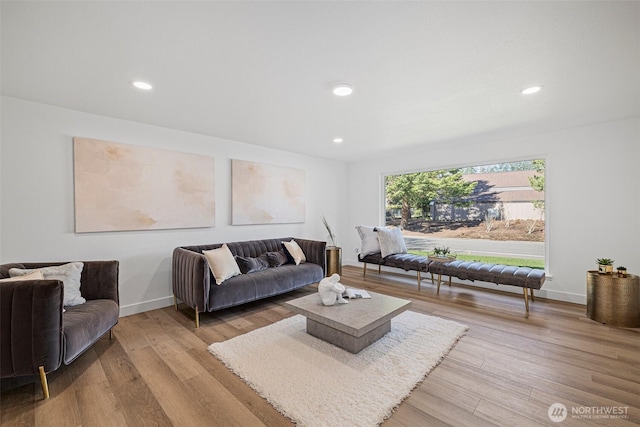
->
[235,254,270,274]
[266,251,289,267]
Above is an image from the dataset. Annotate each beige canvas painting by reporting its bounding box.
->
[232,159,305,225]
[74,137,215,232]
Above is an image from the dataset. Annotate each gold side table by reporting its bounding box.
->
[586,271,640,327]
[326,247,342,277]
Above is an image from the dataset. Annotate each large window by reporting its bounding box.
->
[385,160,545,269]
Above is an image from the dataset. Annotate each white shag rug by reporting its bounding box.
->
[208,310,468,427]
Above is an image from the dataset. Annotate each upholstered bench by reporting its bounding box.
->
[359,252,432,290]
[429,260,546,312]
[354,225,545,312]
[358,252,545,312]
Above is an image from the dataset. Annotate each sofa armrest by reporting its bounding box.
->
[172,247,210,312]
[295,238,327,276]
[0,280,64,378]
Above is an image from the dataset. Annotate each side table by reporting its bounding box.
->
[586,271,640,327]
[326,246,342,276]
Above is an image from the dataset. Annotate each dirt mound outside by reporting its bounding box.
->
[387,218,544,242]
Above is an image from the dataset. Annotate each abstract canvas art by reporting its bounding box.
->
[73,137,215,232]
[231,159,305,225]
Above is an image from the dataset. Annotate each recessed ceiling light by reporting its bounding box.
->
[521,85,542,95]
[332,84,353,97]
[333,137,344,144]
[132,81,153,90]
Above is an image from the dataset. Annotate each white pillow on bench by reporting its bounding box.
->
[376,227,408,258]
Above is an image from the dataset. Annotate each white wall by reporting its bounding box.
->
[346,117,640,304]
[3,96,639,309]
[0,97,349,315]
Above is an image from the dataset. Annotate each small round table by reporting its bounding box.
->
[586,271,640,327]
[326,246,342,276]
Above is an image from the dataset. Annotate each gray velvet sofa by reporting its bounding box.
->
[172,237,326,327]
[0,260,119,399]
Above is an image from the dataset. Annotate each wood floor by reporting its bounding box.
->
[2,265,639,426]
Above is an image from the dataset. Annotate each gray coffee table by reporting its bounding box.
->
[285,290,411,353]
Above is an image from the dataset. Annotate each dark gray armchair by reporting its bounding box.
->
[0,260,119,399]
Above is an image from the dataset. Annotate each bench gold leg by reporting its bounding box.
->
[430,272,435,284]
[195,306,200,329]
[417,271,421,291]
[38,366,50,399]
[448,276,452,287]
[530,288,535,301]
[437,274,442,294]
[523,287,530,312]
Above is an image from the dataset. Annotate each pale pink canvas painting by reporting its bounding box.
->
[74,137,215,232]
[232,159,305,225]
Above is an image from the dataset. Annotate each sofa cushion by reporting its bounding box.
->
[10,262,86,306]
[62,299,119,364]
[207,263,323,311]
[235,254,269,274]
[203,244,241,285]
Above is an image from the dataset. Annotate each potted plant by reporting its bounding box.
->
[596,258,614,274]
[617,266,627,278]
[432,246,451,258]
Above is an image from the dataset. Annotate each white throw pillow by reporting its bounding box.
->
[356,225,381,256]
[375,227,408,258]
[203,244,242,285]
[283,240,306,265]
[9,262,85,306]
[0,270,44,282]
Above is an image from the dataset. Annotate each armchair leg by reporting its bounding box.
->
[38,366,50,399]
[363,263,367,279]
[109,328,113,340]
[173,295,178,311]
[195,306,200,329]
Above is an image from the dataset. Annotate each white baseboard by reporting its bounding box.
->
[119,295,175,317]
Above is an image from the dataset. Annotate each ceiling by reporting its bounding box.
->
[2,1,639,162]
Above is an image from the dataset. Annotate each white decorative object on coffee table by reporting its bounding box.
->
[286,290,411,353]
[318,273,348,306]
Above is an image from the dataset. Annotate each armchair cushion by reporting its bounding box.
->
[62,299,119,364]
